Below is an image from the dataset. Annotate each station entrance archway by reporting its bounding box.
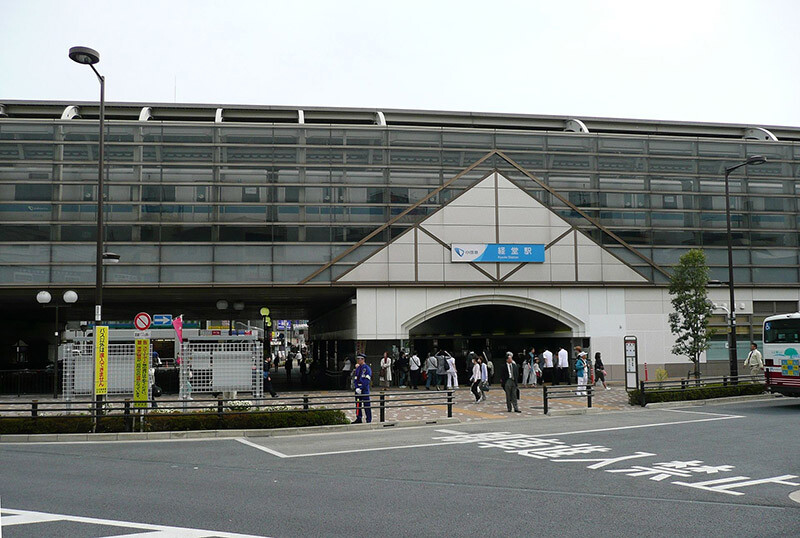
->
[407,303,587,379]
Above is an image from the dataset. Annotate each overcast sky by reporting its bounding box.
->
[2,0,799,127]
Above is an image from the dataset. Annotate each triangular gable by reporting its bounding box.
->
[337,172,648,284]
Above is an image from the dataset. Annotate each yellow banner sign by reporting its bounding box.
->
[134,339,150,408]
[95,326,109,395]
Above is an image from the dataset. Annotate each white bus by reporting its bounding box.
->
[763,312,800,397]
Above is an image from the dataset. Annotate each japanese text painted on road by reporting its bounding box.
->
[432,431,799,497]
[94,326,109,395]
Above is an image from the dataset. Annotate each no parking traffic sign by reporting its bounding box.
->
[134,312,152,331]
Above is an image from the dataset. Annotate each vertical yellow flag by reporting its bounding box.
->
[95,326,109,395]
[134,339,150,408]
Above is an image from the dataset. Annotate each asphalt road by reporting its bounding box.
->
[1,398,799,537]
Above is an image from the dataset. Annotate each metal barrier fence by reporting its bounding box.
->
[61,341,153,400]
[0,390,455,432]
[638,374,765,407]
[0,369,54,396]
[542,384,593,414]
[180,341,262,399]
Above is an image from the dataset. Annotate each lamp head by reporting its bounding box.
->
[62,290,78,304]
[36,291,52,304]
[69,46,100,65]
[745,155,767,166]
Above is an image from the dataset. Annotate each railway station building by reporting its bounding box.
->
[1,101,799,379]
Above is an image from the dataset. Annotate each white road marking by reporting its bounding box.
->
[0,507,268,537]
[236,438,289,458]
[790,490,800,504]
[238,414,742,458]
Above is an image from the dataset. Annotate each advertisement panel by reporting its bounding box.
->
[450,243,545,263]
[94,325,109,395]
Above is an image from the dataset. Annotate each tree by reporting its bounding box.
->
[668,249,714,378]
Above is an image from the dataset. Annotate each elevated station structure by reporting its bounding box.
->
[1,101,799,376]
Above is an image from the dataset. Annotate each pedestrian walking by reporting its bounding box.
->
[263,368,278,397]
[470,357,482,402]
[556,346,568,385]
[532,357,543,387]
[542,347,554,384]
[409,350,421,389]
[397,351,409,388]
[522,349,534,387]
[425,353,438,390]
[594,352,610,390]
[285,353,293,385]
[341,355,352,390]
[574,347,588,396]
[446,353,458,389]
[480,357,489,401]
[744,343,764,378]
[436,351,449,389]
[501,352,521,412]
[353,354,372,423]
[379,352,392,388]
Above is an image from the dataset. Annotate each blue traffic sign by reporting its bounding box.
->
[152,314,173,326]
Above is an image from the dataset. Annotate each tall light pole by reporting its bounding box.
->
[724,155,766,378]
[68,46,105,325]
[37,290,78,398]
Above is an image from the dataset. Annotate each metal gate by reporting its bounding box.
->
[61,340,152,401]
[179,338,262,399]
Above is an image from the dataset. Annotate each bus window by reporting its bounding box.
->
[764,320,800,344]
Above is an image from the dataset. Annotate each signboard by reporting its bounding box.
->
[277,320,292,330]
[624,335,639,391]
[94,325,109,395]
[153,314,173,327]
[133,312,152,331]
[134,338,150,408]
[451,243,545,263]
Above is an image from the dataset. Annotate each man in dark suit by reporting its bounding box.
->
[500,351,521,413]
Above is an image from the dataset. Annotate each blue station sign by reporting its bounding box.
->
[451,243,545,263]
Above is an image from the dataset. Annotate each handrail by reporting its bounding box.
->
[0,390,456,432]
[542,384,593,414]
[638,374,764,406]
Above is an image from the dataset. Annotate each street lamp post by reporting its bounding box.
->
[36,290,78,398]
[69,46,105,325]
[723,155,767,378]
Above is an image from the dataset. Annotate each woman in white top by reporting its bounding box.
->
[469,357,482,402]
[446,355,458,389]
[469,358,482,402]
[379,352,392,388]
[522,352,533,387]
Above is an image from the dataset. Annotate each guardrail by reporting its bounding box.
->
[638,374,764,407]
[542,384,593,414]
[0,390,455,433]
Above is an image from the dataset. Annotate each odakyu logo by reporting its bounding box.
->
[454,247,465,257]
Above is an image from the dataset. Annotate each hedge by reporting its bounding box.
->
[628,383,766,406]
[0,409,348,435]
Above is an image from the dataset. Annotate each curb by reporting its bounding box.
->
[644,393,780,409]
[546,408,603,417]
[0,417,461,444]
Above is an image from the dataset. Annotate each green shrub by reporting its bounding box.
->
[628,383,766,406]
[0,409,348,435]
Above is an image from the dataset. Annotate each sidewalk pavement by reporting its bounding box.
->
[0,383,633,423]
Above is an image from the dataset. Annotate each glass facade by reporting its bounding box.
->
[1,110,799,286]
